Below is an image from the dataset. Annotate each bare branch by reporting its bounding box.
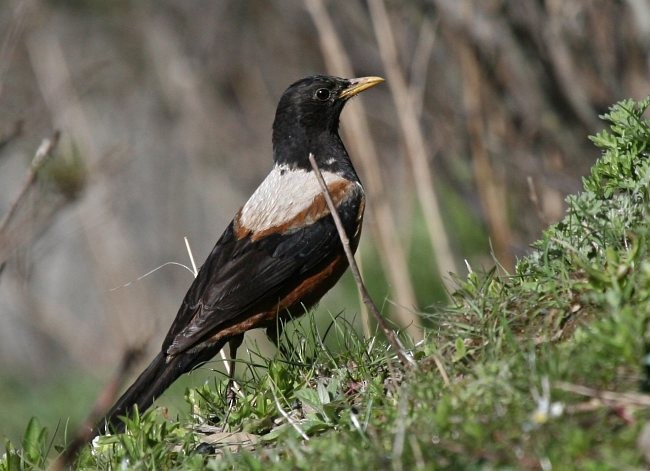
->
[555,381,650,408]
[0,130,60,251]
[308,153,415,368]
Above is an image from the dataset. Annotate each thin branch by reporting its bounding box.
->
[49,346,146,471]
[0,130,60,245]
[554,381,650,407]
[309,153,415,368]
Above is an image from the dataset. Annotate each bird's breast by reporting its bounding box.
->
[236,164,363,241]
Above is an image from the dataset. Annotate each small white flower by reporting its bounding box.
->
[528,376,564,427]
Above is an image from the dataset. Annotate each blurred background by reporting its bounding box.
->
[0,0,648,443]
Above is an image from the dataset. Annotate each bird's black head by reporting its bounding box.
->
[272,75,384,173]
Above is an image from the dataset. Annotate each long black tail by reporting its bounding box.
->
[93,341,226,437]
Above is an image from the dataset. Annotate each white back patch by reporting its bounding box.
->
[239,165,346,233]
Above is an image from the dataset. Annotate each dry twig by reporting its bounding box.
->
[309,153,415,368]
[0,130,60,265]
[555,381,650,408]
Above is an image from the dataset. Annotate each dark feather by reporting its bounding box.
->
[96,339,227,435]
[165,190,363,356]
[94,74,380,440]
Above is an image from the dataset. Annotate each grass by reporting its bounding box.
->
[0,373,100,447]
[2,97,650,469]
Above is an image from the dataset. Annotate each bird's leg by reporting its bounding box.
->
[226,334,244,407]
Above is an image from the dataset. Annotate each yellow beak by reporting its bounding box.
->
[338,76,385,100]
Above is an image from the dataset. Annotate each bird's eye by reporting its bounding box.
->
[315,88,331,101]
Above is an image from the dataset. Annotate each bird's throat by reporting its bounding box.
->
[272,129,356,179]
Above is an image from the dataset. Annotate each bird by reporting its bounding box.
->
[95,74,384,437]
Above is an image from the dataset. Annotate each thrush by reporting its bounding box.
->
[96,74,384,436]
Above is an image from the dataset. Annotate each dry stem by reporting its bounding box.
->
[309,153,414,368]
[0,130,61,256]
[555,381,650,407]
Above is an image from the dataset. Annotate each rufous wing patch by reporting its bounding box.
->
[206,254,348,344]
[232,209,251,240]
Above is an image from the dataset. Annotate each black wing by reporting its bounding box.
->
[163,195,361,356]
